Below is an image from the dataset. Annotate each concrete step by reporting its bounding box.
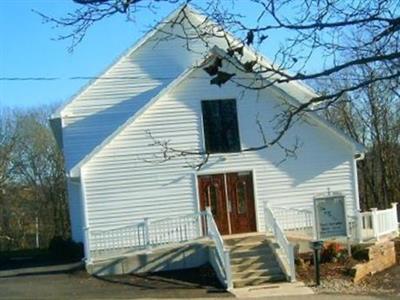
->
[233,273,287,288]
[224,235,266,246]
[227,241,271,253]
[230,247,273,259]
[232,267,284,280]
[231,261,282,273]
[230,253,276,266]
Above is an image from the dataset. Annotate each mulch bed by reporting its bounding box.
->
[296,239,400,296]
[296,252,357,285]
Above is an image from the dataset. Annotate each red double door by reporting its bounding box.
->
[198,172,257,235]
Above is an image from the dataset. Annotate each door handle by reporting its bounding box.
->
[227,200,232,213]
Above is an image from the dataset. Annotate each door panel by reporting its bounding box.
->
[227,172,257,234]
[198,174,229,235]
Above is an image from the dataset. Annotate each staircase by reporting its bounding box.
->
[224,234,287,288]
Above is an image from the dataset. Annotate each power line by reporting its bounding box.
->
[0,75,374,81]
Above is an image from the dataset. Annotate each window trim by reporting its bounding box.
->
[200,98,242,154]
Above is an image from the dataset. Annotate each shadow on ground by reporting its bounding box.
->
[0,263,230,299]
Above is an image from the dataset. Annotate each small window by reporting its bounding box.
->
[201,99,241,153]
[207,184,219,216]
[236,180,247,214]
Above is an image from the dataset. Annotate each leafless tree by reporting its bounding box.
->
[38,0,400,152]
[320,63,400,211]
[0,107,69,251]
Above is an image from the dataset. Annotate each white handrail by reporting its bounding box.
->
[204,207,232,289]
[264,203,296,282]
[88,212,203,259]
[270,203,399,243]
[271,206,315,238]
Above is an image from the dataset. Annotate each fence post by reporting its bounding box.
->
[356,212,363,243]
[223,249,233,290]
[371,208,379,241]
[392,203,399,234]
[84,227,91,263]
[205,207,212,237]
[288,244,296,282]
[144,218,150,250]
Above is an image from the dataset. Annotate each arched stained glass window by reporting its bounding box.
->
[207,184,219,216]
[237,180,247,214]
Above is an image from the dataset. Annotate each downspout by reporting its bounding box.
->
[353,152,365,213]
[78,170,91,264]
[353,152,365,243]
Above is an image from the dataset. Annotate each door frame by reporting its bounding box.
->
[194,168,260,235]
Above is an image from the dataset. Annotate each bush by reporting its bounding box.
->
[48,236,84,261]
[320,242,344,263]
[351,244,370,261]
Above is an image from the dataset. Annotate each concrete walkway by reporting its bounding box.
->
[231,281,314,298]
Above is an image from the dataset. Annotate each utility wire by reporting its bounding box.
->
[0,76,373,81]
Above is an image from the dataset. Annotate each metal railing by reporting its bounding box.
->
[264,203,296,282]
[204,207,232,289]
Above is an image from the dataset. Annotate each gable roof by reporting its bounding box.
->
[59,5,364,177]
[51,5,188,119]
[70,45,364,177]
[69,61,200,177]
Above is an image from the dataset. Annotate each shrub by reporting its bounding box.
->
[320,242,344,263]
[48,236,84,261]
[351,244,370,261]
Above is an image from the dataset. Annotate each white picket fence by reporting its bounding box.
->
[270,202,399,243]
[356,203,399,242]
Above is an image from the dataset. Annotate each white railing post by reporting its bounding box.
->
[223,249,233,289]
[144,217,150,250]
[288,244,296,282]
[371,208,379,241]
[311,208,318,240]
[84,227,92,263]
[392,203,399,234]
[356,212,363,243]
[205,207,212,236]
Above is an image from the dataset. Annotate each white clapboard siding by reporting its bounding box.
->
[66,179,84,242]
[60,6,318,173]
[61,16,206,172]
[82,67,357,233]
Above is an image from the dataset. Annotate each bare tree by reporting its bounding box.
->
[0,107,69,251]
[38,1,400,152]
[320,63,400,210]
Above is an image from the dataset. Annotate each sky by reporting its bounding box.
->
[0,0,176,108]
[0,0,319,109]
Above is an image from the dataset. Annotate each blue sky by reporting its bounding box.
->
[0,1,318,109]
[0,1,176,108]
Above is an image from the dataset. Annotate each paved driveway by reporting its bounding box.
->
[0,268,229,299]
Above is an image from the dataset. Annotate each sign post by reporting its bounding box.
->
[314,194,348,240]
[312,193,350,286]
